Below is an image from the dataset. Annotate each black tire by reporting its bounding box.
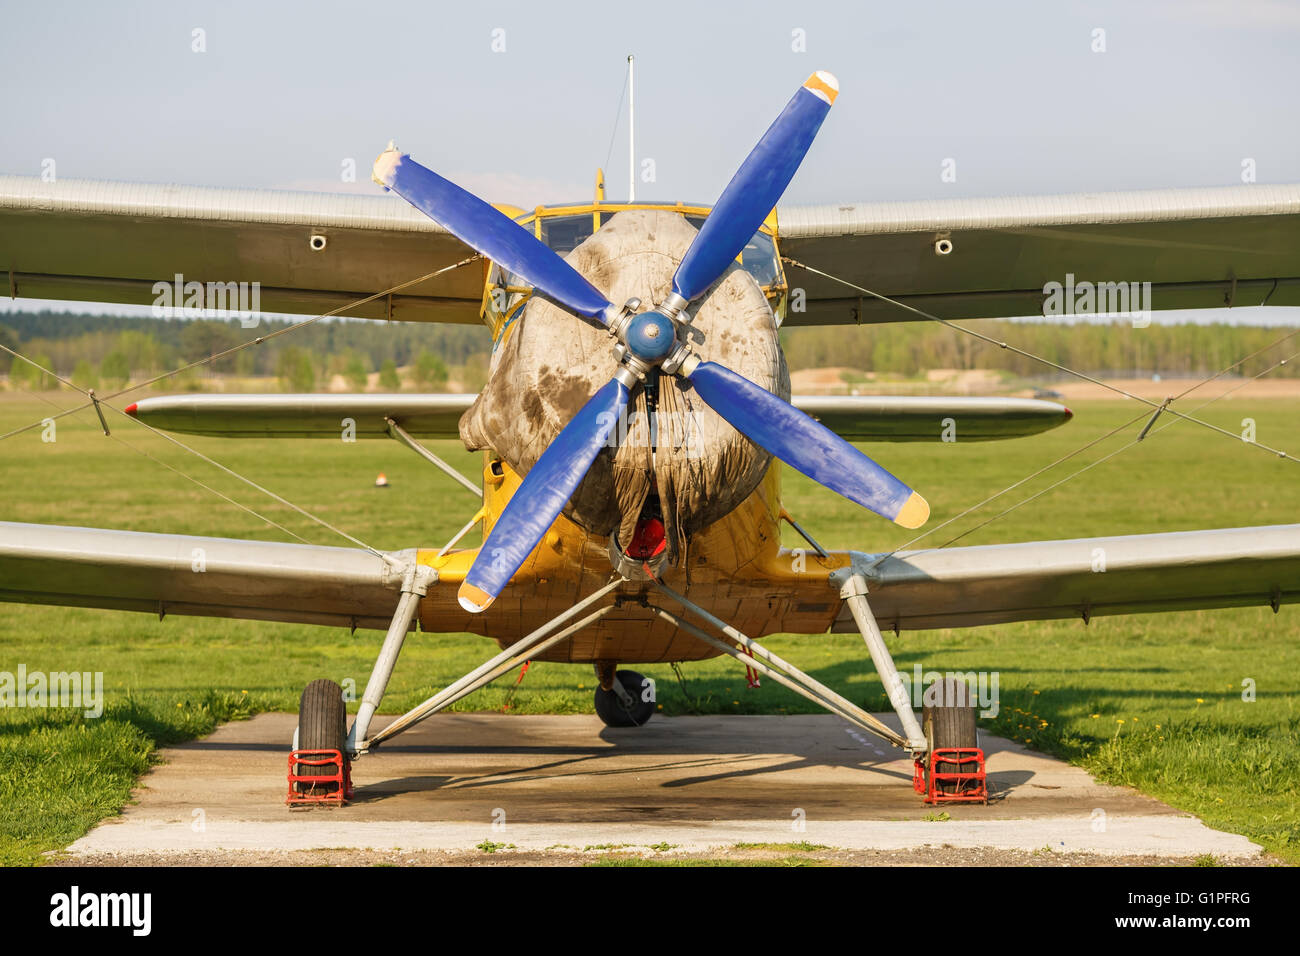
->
[295,678,347,792]
[921,677,978,796]
[594,670,655,727]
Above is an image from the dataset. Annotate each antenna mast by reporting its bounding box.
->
[627,54,635,203]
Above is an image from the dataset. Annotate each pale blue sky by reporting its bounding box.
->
[3,0,1298,323]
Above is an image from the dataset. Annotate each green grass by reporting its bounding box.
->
[0,392,1297,864]
[732,841,830,852]
[588,855,825,867]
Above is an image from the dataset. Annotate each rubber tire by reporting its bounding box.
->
[921,677,978,796]
[594,670,655,727]
[295,678,347,792]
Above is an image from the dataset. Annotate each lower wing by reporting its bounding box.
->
[826,524,1300,631]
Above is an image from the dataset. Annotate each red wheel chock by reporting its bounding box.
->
[913,747,987,804]
[287,749,353,805]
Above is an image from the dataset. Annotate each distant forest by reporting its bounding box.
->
[1,309,1296,391]
[779,319,1300,381]
[0,311,494,392]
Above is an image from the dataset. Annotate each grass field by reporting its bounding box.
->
[0,391,1297,865]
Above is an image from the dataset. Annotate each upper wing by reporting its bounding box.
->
[0,521,418,630]
[776,184,1300,326]
[827,524,1300,631]
[125,392,1071,442]
[0,175,488,323]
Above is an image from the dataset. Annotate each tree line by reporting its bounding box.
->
[780,319,1300,380]
[0,311,493,392]
[2,310,1297,393]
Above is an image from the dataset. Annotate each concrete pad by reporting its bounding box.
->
[65,712,1261,860]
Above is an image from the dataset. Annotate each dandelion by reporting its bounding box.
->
[1090,714,1100,719]
[1196,698,1204,704]
[1116,718,1125,724]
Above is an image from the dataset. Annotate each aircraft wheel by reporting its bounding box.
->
[294,678,347,793]
[921,677,978,796]
[594,669,655,727]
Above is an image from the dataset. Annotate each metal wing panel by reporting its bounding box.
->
[829,524,1300,631]
[127,393,477,439]
[791,395,1071,441]
[126,393,1069,443]
[0,175,485,323]
[776,184,1300,325]
[0,521,415,630]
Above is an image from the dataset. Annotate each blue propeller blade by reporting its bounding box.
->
[373,148,618,326]
[684,361,929,528]
[672,72,838,304]
[459,378,631,613]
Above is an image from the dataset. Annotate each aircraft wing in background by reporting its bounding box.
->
[123,392,1073,442]
[776,183,1300,325]
[0,175,486,324]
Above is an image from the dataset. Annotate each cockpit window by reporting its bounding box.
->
[538,212,781,289]
[683,216,780,287]
[740,230,780,286]
[488,207,787,336]
[537,214,595,255]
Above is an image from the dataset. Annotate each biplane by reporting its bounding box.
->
[1,71,1298,802]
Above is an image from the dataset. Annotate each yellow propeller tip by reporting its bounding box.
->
[458,583,494,614]
[803,71,839,105]
[371,146,403,188]
[893,491,929,529]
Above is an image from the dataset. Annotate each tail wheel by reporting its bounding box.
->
[594,669,656,727]
[921,677,978,796]
[295,679,347,793]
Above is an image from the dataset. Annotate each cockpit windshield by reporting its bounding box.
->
[483,206,788,337]
[537,215,596,255]
[536,211,782,288]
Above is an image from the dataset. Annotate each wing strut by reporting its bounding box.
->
[345,562,437,753]
[650,578,916,752]
[360,576,624,752]
[383,416,481,498]
[837,573,927,750]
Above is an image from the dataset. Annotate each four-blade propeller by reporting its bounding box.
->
[374,71,929,614]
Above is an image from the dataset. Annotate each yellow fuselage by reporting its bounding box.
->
[416,456,851,663]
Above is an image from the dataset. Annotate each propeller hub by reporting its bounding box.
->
[623,310,678,363]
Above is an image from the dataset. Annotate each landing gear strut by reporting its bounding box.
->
[594,662,655,727]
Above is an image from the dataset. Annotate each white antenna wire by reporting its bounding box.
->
[627,54,635,203]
